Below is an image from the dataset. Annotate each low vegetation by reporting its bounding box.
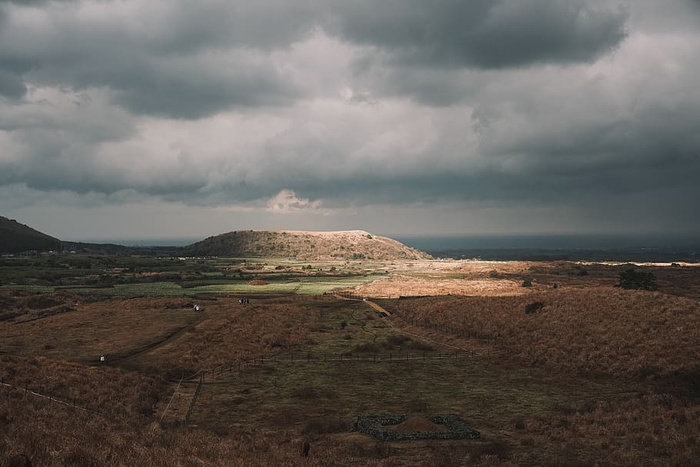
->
[0,216,61,253]
[618,267,657,290]
[1,251,700,465]
[182,230,432,260]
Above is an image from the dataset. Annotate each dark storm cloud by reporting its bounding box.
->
[0,69,25,98]
[1,0,700,236]
[0,0,318,118]
[0,0,61,4]
[100,55,300,119]
[0,0,629,119]
[329,0,628,69]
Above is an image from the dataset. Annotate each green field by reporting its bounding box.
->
[2,276,379,297]
[0,254,385,297]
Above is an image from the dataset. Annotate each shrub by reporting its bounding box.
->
[524,302,544,314]
[618,268,657,290]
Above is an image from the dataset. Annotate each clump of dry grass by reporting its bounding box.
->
[131,298,316,376]
[517,394,700,466]
[0,355,380,466]
[390,287,700,379]
[5,284,700,466]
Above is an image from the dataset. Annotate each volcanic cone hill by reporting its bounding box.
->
[182,230,432,260]
[0,216,61,253]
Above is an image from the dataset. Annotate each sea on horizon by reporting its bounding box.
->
[395,234,700,262]
[64,233,699,262]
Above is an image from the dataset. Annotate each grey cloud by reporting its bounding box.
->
[1,0,699,237]
[0,0,60,4]
[0,0,318,118]
[0,69,25,98]
[110,58,300,119]
[630,0,700,34]
[475,99,700,200]
[329,0,629,69]
[0,0,629,120]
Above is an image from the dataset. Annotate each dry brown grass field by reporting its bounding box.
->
[1,258,700,466]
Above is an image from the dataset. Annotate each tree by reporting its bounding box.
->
[617,268,656,290]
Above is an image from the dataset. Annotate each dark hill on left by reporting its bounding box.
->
[0,216,61,253]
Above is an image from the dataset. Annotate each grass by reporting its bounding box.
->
[0,296,201,363]
[2,258,700,466]
[194,353,629,436]
[1,254,383,297]
[387,288,700,378]
[184,299,663,466]
[1,277,379,297]
[191,276,378,296]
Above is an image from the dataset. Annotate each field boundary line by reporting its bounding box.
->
[0,381,88,412]
[159,377,183,424]
[184,375,203,425]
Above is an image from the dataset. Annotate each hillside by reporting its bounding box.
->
[0,216,61,253]
[183,230,432,260]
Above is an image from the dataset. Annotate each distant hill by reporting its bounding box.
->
[0,216,62,253]
[183,230,432,260]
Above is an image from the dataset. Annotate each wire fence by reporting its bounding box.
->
[187,348,488,386]
[0,297,500,429]
[0,380,89,413]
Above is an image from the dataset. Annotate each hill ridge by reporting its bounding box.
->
[0,216,61,253]
[183,229,432,260]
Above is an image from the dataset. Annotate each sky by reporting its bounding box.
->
[1,0,699,241]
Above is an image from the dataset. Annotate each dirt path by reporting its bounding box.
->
[332,293,391,316]
[364,299,391,316]
[110,313,207,365]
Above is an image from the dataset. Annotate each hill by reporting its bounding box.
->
[182,229,432,260]
[0,216,61,253]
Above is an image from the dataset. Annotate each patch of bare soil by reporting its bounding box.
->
[348,260,548,298]
[388,417,448,433]
[249,279,269,285]
[353,275,529,298]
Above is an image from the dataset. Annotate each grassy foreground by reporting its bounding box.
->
[1,258,700,465]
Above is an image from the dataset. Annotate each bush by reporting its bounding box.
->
[524,302,544,314]
[522,278,533,288]
[618,268,657,290]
